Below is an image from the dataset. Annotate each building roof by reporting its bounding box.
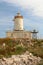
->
[14,12,23,19]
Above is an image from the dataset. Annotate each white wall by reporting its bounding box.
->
[14,18,23,30]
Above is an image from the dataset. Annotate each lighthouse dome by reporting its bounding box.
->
[14,12,23,19]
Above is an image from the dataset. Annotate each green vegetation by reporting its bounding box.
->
[0,38,43,65]
[0,38,43,59]
[30,40,43,58]
[0,38,27,58]
[37,59,43,65]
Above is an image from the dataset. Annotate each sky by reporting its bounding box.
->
[0,0,43,38]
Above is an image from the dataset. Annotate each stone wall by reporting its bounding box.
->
[6,31,32,40]
[14,18,23,30]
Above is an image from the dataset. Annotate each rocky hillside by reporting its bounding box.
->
[0,38,43,65]
[0,51,41,65]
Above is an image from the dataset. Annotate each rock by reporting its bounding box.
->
[0,51,42,65]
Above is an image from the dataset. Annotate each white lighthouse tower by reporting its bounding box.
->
[6,12,32,40]
[13,12,24,31]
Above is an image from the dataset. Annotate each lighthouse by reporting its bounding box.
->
[13,12,24,31]
[6,12,32,40]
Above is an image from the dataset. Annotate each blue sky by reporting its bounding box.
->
[0,0,43,38]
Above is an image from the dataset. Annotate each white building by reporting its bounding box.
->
[6,12,32,40]
[14,12,24,31]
